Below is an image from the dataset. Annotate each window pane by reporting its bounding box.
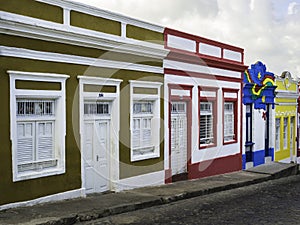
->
[224,102,234,142]
[200,114,214,144]
[171,102,186,113]
[17,100,55,116]
[290,117,295,151]
[200,101,214,145]
[200,102,212,114]
[275,118,280,151]
[283,117,288,149]
[133,102,153,114]
[84,102,110,115]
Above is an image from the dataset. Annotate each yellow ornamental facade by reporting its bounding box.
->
[274,72,299,162]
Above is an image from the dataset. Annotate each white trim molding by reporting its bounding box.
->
[1,46,164,74]
[0,188,85,211]
[37,0,164,33]
[275,90,299,99]
[114,170,165,192]
[164,59,241,78]
[7,70,70,81]
[0,11,168,60]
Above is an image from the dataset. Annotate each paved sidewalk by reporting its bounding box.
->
[0,162,298,225]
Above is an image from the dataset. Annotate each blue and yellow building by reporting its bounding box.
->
[274,72,298,162]
[242,61,277,169]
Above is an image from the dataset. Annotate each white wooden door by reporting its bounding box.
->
[84,119,110,194]
[171,102,187,176]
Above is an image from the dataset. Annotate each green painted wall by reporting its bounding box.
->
[126,25,164,44]
[0,57,83,205]
[112,71,164,179]
[0,0,63,23]
[133,87,158,95]
[83,84,116,93]
[16,80,61,90]
[0,34,162,67]
[0,55,164,204]
[1,0,166,205]
[70,11,121,36]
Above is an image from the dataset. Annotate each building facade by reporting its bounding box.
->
[163,28,247,182]
[274,71,298,163]
[298,85,300,161]
[242,62,277,169]
[0,0,168,209]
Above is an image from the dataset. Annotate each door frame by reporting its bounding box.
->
[168,84,193,182]
[78,76,122,194]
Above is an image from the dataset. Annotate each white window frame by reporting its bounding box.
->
[129,80,162,162]
[275,118,281,151]
[283,117,288,150]
[224,102,235,142]
[8,70,69,182]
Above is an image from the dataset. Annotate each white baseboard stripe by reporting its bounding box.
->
[0,188,85,211]
[114,170,165,192]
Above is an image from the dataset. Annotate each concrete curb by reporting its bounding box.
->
[39,163,298,225]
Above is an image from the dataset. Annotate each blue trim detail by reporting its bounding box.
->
[242,61,276,110]
[242,154,246,170]
[242,148,274,169]
[253,150,265,166]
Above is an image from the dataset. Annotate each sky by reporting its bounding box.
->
[71,0,300,78]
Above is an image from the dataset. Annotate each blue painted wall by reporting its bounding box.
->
[242,148,274,169]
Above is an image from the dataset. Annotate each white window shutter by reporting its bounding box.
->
[171,118,177,150]
[142,118,152,147]
[17,122,34,164]
[37,122,54,160]
[178,116,187,149]
[132,119,141,148]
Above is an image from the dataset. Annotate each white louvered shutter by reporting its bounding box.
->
[142,118,152,147]
[171,102,188,175]
[37,121,54,161]
[171,118,177,151]
[132,118,141,148]
[17,122,34,164]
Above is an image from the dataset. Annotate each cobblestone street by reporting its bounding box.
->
[82,175,300,225]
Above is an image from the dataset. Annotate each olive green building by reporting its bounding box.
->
[0,0,168,209]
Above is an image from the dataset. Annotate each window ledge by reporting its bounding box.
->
[223,140,238,145]
[199,143,216,150]
[13,167,65,182]
[131,152,160,162]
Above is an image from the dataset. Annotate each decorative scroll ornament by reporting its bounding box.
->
[243,61,277,110]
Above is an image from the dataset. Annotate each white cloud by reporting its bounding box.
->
[71,0,300,77]
[288,2,300,14]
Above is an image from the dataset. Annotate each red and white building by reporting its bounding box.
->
[163,28,247,183]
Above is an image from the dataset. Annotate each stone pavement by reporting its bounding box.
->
[0,162,298,225]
